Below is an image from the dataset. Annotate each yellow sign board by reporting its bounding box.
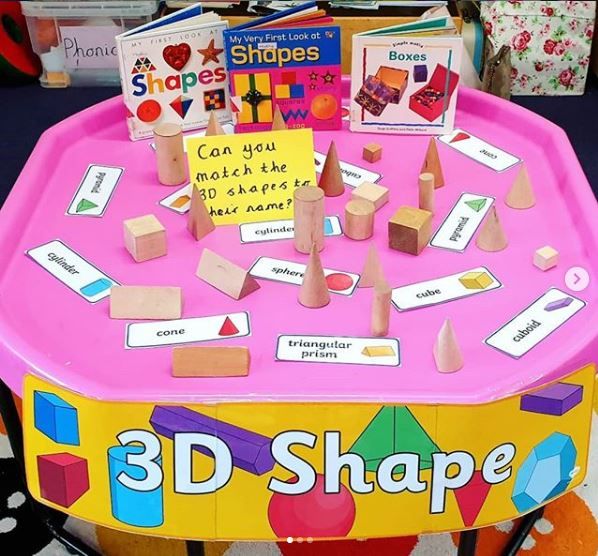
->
[186,129,317,226]
[23,365,595,541]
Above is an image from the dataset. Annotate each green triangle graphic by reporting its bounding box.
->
[76,198,98,213]
[349,406,440,474]
[464,198,487,213]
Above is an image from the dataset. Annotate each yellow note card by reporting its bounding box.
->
[186,129,317,225]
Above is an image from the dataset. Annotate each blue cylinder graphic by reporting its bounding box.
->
[108,445,164,527]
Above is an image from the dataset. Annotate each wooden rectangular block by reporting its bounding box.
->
[363,143,382,163]
[196,249,260,300]
[123,214,167,262]
[110,286,182,320]
[388,206,433,256]
[533,245,559,271]
[351,181,389,210]
[172,346,250,377]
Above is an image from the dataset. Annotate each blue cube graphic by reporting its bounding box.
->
[34,391,80,446]
[290,84,305,99]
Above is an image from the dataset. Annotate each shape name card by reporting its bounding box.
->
[186,129,317,225]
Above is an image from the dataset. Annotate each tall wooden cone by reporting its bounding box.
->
[188,185,215,240]
[433,319,463,373]
[271,106,287,131]
[506,164,535,209]
[476,206,508,252]
[298,244,330,308]
[371,274,392,337]
[359,244,383,288]
[205,111,225,136]
[318,141,344,197]
[420,138,444,189]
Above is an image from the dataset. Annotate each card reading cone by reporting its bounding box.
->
[218,316,240,336]
[450,132,470,144]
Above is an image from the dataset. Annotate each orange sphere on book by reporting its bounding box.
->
[311,93,338,120]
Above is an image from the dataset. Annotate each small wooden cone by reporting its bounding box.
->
[420,138,444,189]
[205,111,225,136]
[298,244,330,308]
[318,141,344,197]
[433,319,463,373]
[271,105,287,131]
[476,206,508,252]
[418,172,435,213]
[188,185,215,240]
[359,244,383,288]
[506,164,535,209]
[371,275,391,337]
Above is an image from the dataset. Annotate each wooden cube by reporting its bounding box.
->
[351,181,389,210]
[388,206,432,255]
[363,143,382,163]
[123,214,166,262]
[172,346,250,377]
[533,246,559,271]
[110,286,182,320]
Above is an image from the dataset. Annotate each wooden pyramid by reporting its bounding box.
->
[187,185,215,241]
[271,106,287,131]
[506,164,535,209]
[298,244,330,308]
[476,206,508,252]
[433,319,463,373]
[420,138,444,189]
[318,141,344,197]
[205,111,225,136]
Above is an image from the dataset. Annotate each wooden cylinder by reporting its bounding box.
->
[294,186,325,254]
[154,123,186,186]
[371,280,392,337]
[345,199,375,240]
[418,172,435,213]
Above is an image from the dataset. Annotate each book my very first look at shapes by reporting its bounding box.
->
[351,15,463,135]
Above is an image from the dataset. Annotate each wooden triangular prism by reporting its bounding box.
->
[359,244,383,288]
[476,206,508,252]
[205,111,225,136]
[420,138,444,189]
[506,164,535,209]
[298,244,330,308]
[318,141,344,197]
[433,319,463,373]
[187,185,215,240]
[271,105,287,131]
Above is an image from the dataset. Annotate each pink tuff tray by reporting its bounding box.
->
[0,84,597,404]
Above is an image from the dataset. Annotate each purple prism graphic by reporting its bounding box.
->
[544,297,574,312]
[520,383,583,416]
[149,406,275,475]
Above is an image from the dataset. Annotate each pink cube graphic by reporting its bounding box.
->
[37,452,90,508]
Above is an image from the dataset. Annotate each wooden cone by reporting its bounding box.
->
[188,185,215,240]
[298,244,330,308]
[271,106,287,131]
[371,275,391,337]
[205,111,225,136]
[359,244,383,288]
[433,319,463,373]
[476,206,508,252]
[318,141,344,197]
[420,138,444,189]
[506,164,535,209]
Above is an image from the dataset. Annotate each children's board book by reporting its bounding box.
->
[350,15,463,135]
[116,4,232,141]
[224,1,342,133]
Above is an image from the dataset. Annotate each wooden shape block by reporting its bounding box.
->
[433,319,463,373]
[345,199,375,240]
[293,185,325,254]
[371,276,391,337]
[188,185,215,241]
[362,143,382,163]
[418,172,435,213]
[476,206,508,252]
[271,105,287,131]
[123,214,167,262]
[172,346,249,377]
[318,141,344,197]
[359,244,383,288]
[533,245,559,271]
[506,164,535,209]
[154,123,186,186]
[196,248,260,300]
[420,138,444,189]
[351,181,389,211]
[459,271,493,290]
[110,286,182,320]
[205,111,225,136]
[298,244,330,308]
[388,206,432,256]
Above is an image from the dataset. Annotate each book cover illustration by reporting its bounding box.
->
[116,6,232,141]
[224,2,341,132]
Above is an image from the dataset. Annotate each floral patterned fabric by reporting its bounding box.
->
[481,1,596,95]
